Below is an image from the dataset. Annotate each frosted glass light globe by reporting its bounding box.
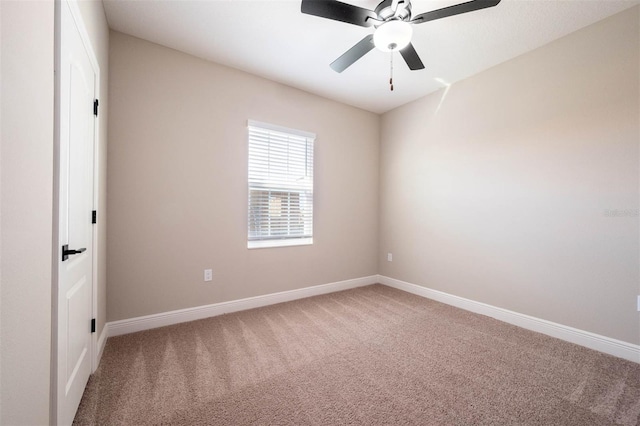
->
[373,21,413,52]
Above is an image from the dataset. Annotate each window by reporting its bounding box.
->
[247,120,315,249]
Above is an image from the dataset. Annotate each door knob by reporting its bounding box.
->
[62,244,86,261]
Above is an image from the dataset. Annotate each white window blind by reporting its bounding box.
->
[247,120,315,248]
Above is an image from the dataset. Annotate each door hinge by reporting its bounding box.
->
[91,318,96,333]
[93,99,99,116]
[92,210,97,224]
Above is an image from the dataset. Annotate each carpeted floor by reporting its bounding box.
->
[74,284,640,425]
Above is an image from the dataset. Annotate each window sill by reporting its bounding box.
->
[248,238,313,249]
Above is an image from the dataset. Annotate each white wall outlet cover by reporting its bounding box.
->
[204,269,213,282]
[387,253,392,262]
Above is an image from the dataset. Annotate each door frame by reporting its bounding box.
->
[52,0,101,422]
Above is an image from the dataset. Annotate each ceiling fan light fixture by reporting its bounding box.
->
[373,20,413,52]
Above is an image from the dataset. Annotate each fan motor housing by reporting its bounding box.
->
[374,0,413,22]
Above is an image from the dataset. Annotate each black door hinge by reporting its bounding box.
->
[93,99,99,116]
[92,210,97,224]
[91,318,96,333]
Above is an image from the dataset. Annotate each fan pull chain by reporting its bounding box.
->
[389,51,394,91]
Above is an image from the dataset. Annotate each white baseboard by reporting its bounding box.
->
[107,275,378,337]
[378,275,640,363]
[103,274,639,364]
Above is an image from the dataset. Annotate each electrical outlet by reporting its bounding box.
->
[637,295,640,312]
[204,269,213,282]
[387,253,393,262]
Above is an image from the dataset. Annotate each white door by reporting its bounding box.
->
[57,1,97,424]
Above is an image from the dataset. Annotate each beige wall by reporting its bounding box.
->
[0,1,54,424]
[379,7,640,344]
[107,32,379,321]
[77,0,109,339]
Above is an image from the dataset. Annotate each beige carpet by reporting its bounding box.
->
[74,284,640,425]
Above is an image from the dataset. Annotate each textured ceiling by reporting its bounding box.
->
[103,0,639,114]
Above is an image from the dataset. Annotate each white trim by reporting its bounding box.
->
[248,237,313,249]
[247,119,316,139]
[378,275,640,363]
[107,276,378,337]
[104,274,639,363]
[95,325,108,367]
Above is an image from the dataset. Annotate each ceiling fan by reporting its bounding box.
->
[301,0,501,73]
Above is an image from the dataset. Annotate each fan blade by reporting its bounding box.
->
[301,0,377,27]
[411,0,500,24]
[400,43,425,70]
[330,34,375,73]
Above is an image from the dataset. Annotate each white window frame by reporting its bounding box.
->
[247,120,315,249]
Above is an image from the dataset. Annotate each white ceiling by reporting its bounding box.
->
[103,0,639,114]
